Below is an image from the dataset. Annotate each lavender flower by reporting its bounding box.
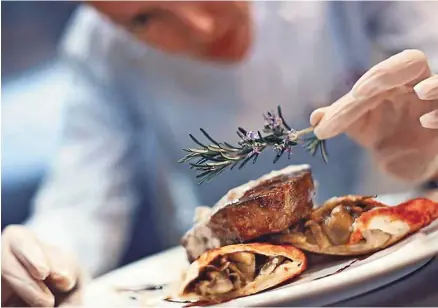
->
[245,130,257,141]
[248,146,262,158]
[264,111,283,130]
[273,143,284,153]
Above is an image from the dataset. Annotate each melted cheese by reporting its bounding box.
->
[366,216,410,237]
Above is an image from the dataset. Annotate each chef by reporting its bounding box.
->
[2,2,437,306]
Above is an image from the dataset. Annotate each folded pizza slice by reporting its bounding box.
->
[176,243,307,304]
[270,196,438,256]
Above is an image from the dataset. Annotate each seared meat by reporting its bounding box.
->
[181,165,315,262]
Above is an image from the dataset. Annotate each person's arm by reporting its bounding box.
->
[369,2,438,182]
[361,1,438,184]
[25,58,139,277]
[366,1,438,71]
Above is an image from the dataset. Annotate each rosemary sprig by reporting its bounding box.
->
[178,106,328,184]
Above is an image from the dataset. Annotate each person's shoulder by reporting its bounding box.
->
[59,5,145,79]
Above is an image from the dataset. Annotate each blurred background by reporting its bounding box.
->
[2,1,79,229]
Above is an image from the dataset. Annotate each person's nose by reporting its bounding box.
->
[176,7,216,43]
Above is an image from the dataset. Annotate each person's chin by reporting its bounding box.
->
[206,50,248,64]
[201,41,251,64]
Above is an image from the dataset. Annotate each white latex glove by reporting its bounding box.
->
[310,50,438,183]
[1,225,86,307]
[415,75,438,129]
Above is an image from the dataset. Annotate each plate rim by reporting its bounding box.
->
[85,229,438,307]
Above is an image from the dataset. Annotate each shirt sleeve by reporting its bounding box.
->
[366,1,438,71]
[25,57,139,277]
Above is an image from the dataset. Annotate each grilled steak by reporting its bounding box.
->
[181,165,315,262]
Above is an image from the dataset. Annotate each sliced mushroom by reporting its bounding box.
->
[321,205,354,245]
[258,256,285,276]
[228,252,256,280]
[305,221,331,248]
[268,195,396,255]
[190,252,296,298]
[228,252,255,266]
[179,244,308,304]
[229,273,244,289]
[218,261,231,272]
[198,271,234,295]
[196,280,212,296]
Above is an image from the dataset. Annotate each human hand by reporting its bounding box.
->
[310,50,438,183]
[1,225,87,307]
[415,74,438,129]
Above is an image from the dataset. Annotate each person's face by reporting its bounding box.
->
[89,1,252,63]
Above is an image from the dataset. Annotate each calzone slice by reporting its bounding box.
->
[177,243,307,304]
[270,196,438,256]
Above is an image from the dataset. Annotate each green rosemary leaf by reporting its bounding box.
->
[180,106,329,183]
[286,140,299,147]
[304,137,326,159]
[277,106,291,131]
[199,166,227,184]
[273,148,286,164]
[189,134,208,148]
[189,162,215,169]
[195,170,212,179]
[200,154,225,162]
[320,140,329,163]
[237,127,247,135]
[178,153,198,163]
[238,154,255,169]
[263,134,283,143]
[305,140,317,156]
[213,166,227,178]
[257,131,265,142]
[190,157,208,169]
[220,144,241,152]
[199,128,220,146]
[206,145,226,153]
[252,153,259,164]
[220,152,244,161]
[194,157,206,165]
[230,160,241,170]
[185,148,209,154]
[224,142,241,150]
[198,172,214,184]
[236,130,245,140]
[206,161,232,167]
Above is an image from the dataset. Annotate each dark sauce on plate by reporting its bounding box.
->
[115,283,167,293]
[315,254,371,280]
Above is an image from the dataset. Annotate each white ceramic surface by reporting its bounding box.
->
[84,217,438,307]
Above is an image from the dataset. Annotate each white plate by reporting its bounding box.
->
[84,219,438,307]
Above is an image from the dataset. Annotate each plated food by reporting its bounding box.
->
[178,243,306,304]
[181,164,314,262]
[270,195,438,256]
[175,165,438,305]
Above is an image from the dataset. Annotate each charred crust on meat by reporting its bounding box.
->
[182,165,315,262]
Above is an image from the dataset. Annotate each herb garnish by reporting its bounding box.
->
[178,106,327,184]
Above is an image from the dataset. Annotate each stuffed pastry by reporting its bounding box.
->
[270,196,438,256]
[177,243,307,304]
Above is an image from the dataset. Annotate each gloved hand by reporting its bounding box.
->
[415,74,438,129]
[310,50,438,183]
[1,225,86,307]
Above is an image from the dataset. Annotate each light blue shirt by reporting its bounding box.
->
[26,1,438,276]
